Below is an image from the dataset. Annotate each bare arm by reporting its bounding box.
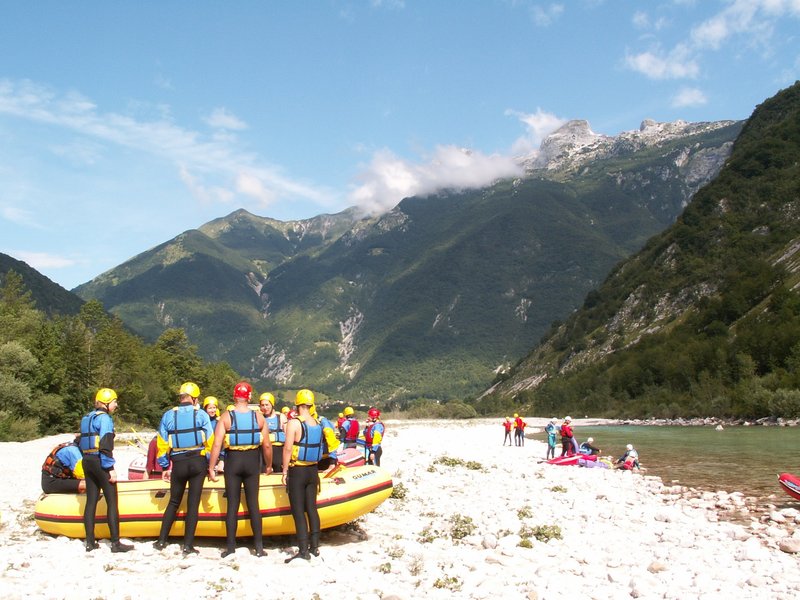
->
[281,420,300,485]
[258,414,273,474]
[207,414,228,481]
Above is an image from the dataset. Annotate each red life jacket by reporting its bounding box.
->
[41,442,76,479]
[345,418,360,441]
[364,421,386,445]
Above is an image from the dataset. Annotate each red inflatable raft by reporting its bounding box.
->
[778,472,800,501]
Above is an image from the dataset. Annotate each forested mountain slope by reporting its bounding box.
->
[480,82,800,419]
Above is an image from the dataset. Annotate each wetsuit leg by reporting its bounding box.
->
[82,455,102,545]
[287,465,310,543]
[41,473,80,494]
[223,451,245,553]
[239,449,263,552]
[304,467,320,537]
[158,458,190,542]
[182,454,208,548]
[371,447,382,467]
[271,445,283,473]
[82,455,120,542]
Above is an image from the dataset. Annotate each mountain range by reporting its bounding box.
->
[70,116,742,404]
[481,81,800,419]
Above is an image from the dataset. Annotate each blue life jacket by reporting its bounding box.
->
[167,407,207,453]
[266,413,285,444]
[295,420,323,464]
[79,410,105,453]
[226,410,261,449]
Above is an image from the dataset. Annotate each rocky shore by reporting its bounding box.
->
[1,419,799,599]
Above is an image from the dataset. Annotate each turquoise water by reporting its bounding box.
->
[532,425,800,505]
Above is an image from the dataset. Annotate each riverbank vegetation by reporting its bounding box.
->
[0,271,240,441]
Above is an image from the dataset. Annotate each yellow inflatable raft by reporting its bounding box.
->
[35,465,392,539]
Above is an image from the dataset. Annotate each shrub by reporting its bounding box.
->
[448,514,476,540]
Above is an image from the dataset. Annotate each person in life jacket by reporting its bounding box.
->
[41,436,86,493]
[282,388,324,562]
[208,381,271,558]
[311,402,341,471]
[78,387,133,553]
[617,444,640,470]
[579,437,601,456]
[202,396,225,473]
[152,381,214,556]
[363,407,385,466]
[560,416,575,457]
[336,412,346,438]
[342,406,360,448]
[544,418,558,460]
[259,392,286,473]
[502,417,513,446]
[513,414,527,447]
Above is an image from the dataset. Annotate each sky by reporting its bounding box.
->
[1,1,799,290]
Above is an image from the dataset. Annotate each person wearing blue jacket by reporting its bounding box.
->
[153,382,214,556]
[544,418,558,460]
[41,437,86,493]
[78,387,133,553]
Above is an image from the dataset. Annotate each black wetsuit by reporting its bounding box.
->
[158,453,207,548]
[224,448,263,554]
[83,454,120,544]
[286,464,321,549]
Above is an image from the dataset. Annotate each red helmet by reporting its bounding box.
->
[368,407,381,419]
[233,381,252,401]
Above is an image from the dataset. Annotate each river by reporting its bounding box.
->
[531,425,800,507]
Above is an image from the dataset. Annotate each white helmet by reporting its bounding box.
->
[565,416,572,422]
[587,437,593,443]
[626,444,633,451]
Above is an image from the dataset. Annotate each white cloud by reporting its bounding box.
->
[632,11,649,29]
[1,205,42,228]
[530,3,564,26]
[627,0,800,83]
[0,79,334,212]
[530,4,564,27]
[9,250,76,270]
[624,44,699,80]
[348,146,523,215]
[671,87,708,108]
[204,107,247,131]
[236,171,276,205]
[507,108,567,155]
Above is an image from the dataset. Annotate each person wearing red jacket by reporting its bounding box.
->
[502,417,513,446]
[342,406,360,448]
[513,414,527,446]
[560,416,574,456]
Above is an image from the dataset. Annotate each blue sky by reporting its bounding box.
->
[1,1,798,290]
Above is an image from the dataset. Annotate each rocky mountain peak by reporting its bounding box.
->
[522,117,739,174]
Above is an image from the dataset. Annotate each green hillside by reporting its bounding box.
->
[0,253,84,316]
[74,121,742,405]
[481,81,800,419]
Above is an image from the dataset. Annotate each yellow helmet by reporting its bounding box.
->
[281,406,289,414]
[179,382,200,398]
[95,388,117,404]
[259,392,275,406]
[203,396,218,408]
[338,412,344,418]
[295,389,315,406]
[343,406,354,416]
